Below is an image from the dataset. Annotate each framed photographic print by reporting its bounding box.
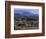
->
[5,1,45,38]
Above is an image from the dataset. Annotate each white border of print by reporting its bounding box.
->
[11,5,42,34]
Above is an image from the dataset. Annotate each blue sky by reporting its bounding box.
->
[14,8,39,16]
